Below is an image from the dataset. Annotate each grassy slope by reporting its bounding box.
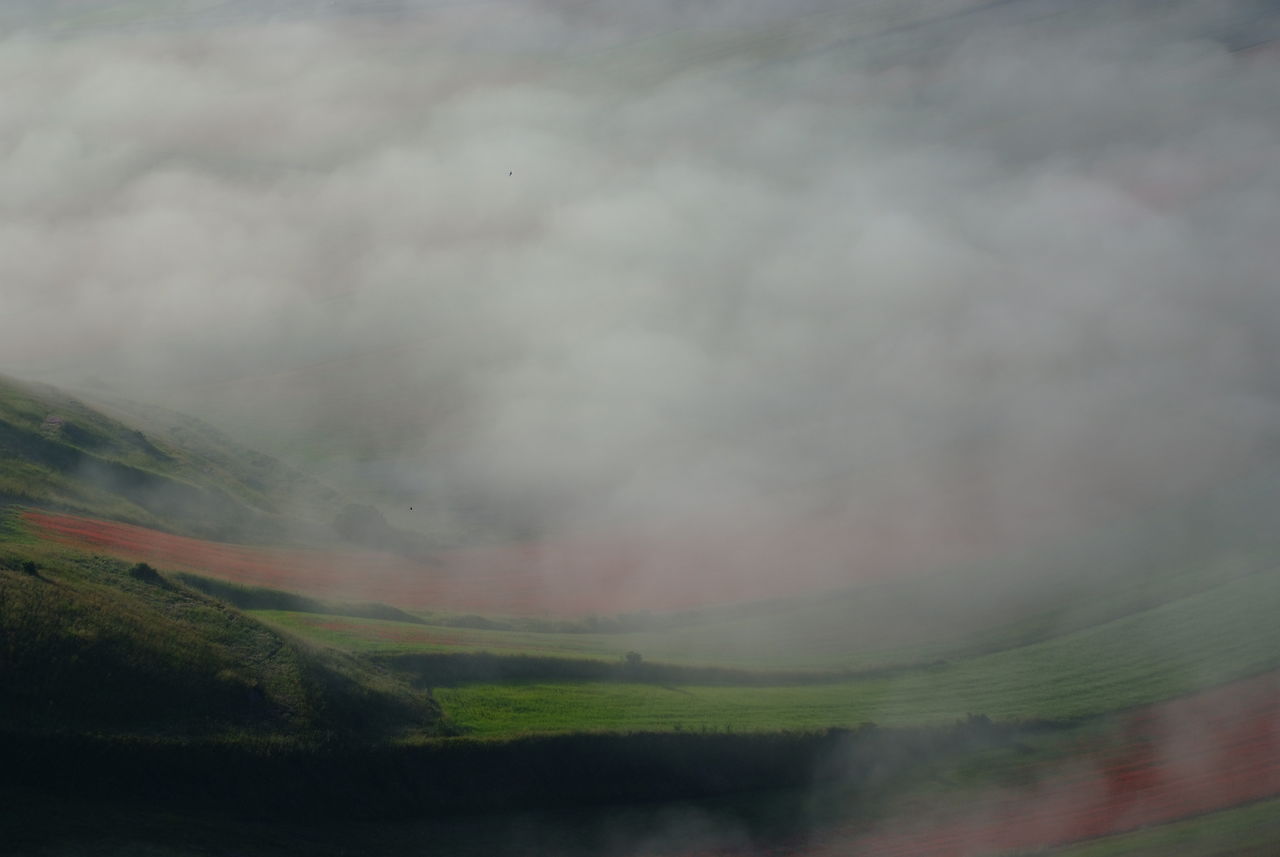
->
[254,609,643,659]
[0,536,442,742]
[378,563,1280,736]
[237,455,1280,671]
[240,530,1280,737]
[0,373,341,540]
[82,390,346,528]
[251,546,1274,669]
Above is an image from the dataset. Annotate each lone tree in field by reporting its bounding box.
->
[624,651,643,670]
[129,562,163,584]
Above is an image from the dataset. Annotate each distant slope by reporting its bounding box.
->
[0,373,346,541]
[82,389,348,528]
[23,449,1280,667]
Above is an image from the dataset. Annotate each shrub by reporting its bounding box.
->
[129,562,163,584]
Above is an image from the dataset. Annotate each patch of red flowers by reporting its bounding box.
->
[840,670,1280,856]
[21,509,882,615]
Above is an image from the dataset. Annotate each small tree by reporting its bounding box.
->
[624,651,643,669]
[129,562,163,584]
[21,560,39,577]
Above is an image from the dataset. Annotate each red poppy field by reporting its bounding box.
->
[23,509,584,614]
[829,670,1280,857]
[20,509,950,616]
[657,672,1280,857]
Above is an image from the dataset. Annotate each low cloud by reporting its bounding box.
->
[2,1,1278,578]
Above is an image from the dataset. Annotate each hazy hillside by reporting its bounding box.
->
[0,533,443,741]
[0,373,348,540]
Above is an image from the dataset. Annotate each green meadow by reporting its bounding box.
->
[257,563,1280,738]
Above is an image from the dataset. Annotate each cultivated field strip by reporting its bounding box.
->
[24,509,895,614]
[403,567,1280,734]
[837,671,1280,856]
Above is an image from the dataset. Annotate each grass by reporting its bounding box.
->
[245,546,1280,672]
[0,541,442,742]
[1047,797,1280,856]
[435,680,890,736]
[0,505,34,543]
[433,566,1280,736]
[253,609,652,659]
[0,373,342,541]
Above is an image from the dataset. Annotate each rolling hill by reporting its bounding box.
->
[0,372,344,540]
[6,374,1280,856]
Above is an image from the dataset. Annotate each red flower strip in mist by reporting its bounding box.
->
[840,670,1280,857]
[23,509,899,615]
[23,509,564,613]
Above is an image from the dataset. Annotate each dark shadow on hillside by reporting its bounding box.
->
[378,651,926,688]
[174,572,427,625]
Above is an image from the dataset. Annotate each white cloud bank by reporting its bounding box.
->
[2,0,1279,572]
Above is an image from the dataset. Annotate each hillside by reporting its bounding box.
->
[0,530,442,742]
[0,373,346,541]
[23,453,1280,669]
[7,374,1280,855]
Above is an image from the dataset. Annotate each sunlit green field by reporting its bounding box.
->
[252,610,633,659]
[434,680,886,736]
[379,567,1280,737]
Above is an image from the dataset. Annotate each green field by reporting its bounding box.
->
[7,379,1280,854]
[255,562,1280,737]
[253,609,634,659]
[247,530,1280,670]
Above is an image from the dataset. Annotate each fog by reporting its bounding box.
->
[2,0,1279,597]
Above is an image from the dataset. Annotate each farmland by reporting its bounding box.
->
[27,498,1275,855]
[244,558,1280,738]
[842,670,1280,856]
[257,610,624,658]
[24,508,893,615]
[7,459,1280,855]
[22,503,1280,737]
[26,502,1279,668]
[13,495,1280,857]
